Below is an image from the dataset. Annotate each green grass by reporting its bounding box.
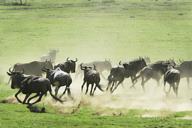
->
[0,0,191,64]
[0,0,192,127]
[1,99,192,128]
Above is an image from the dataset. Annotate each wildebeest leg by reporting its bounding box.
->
[27,93,40,104]
[130,76,137,89]
[92,85,97,96]
[90,84,94,96]
[29,93,44,105]
[59,86,67,99]
[175,82,179,97]
[81,81,86,93]
[23,93,31,104]
[110,81,115,93]
[55,86,60,97]
[15,89,23,104]
[131,76,137,84]
[67,88,73,100]
[111,80,123,93]
[85,83,90,95]
[141,77,150,92]
[106,80,112,91]
[187,77,190,88]
[164,83,171,96]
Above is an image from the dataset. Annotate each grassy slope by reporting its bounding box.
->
[0,0,192,64]
[0,0,192,127]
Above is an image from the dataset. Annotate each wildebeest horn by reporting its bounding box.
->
[9,67,13,73]
[80,63,83,69]
[75,58,78,62]
[66,57,69,61]
[119,61,122,65]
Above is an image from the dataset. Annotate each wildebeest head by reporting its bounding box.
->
[7,67,24,89]
[66,57,78,73]
[80,63,93,73]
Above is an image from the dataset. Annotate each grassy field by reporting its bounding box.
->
[0,0,192,127]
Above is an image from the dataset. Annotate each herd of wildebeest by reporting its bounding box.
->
[5,50,192,111]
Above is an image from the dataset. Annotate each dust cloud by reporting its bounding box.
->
[39,75,192,115]
[2,50,192,116]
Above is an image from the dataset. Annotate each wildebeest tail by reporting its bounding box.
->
[48,85,63,103]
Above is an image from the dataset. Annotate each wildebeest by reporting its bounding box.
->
[13,60,53,76]
[76,60,112,79]
[42,67,73,99]
[54,57,78,73]
[27,104,46,113]
[164,66,180,96]
[175,61,192,88]
[134,60,176,91]
[106,66,128,93]
[40,49,59,63]
[80,63,103,96]
[119,57,148,88]
[7,68,63,105]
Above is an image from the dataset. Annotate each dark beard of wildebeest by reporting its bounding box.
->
[42,67,73,99]
[7,68,63,105]
[54,57,78,73]
[134,60,176,91]
[80,64,104,96]
[106,65,129,93]
[119,57,148,88]
[75,59,112,80]
[175,60,192,88]
[164,66,180,96]
[13,60,53,76]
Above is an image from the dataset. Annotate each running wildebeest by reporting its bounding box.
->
[54,57,78,73]
[42,67,73,99]
[175,60,192,88]
[40,49,59,63]
[164,66,180,96]
[80,63,103,96]
[13,60,53,76]
[7,68,63,105]
[119,57,149,88]
[76,59,112,79]
[106,65,129,93]
[134,60,176,91]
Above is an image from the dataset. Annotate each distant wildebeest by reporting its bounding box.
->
[119,57,149,88]
[164,66,180,96]
[54,58,78,73]
[76,60,112,79]
[106,65,128,93]
[13,60,53,76]
[80,64,103,96]
[40,49,59,63]
[7,68,63,105]
[134,60,176,91]
[42,67,73,99]
[175,61,192,88]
